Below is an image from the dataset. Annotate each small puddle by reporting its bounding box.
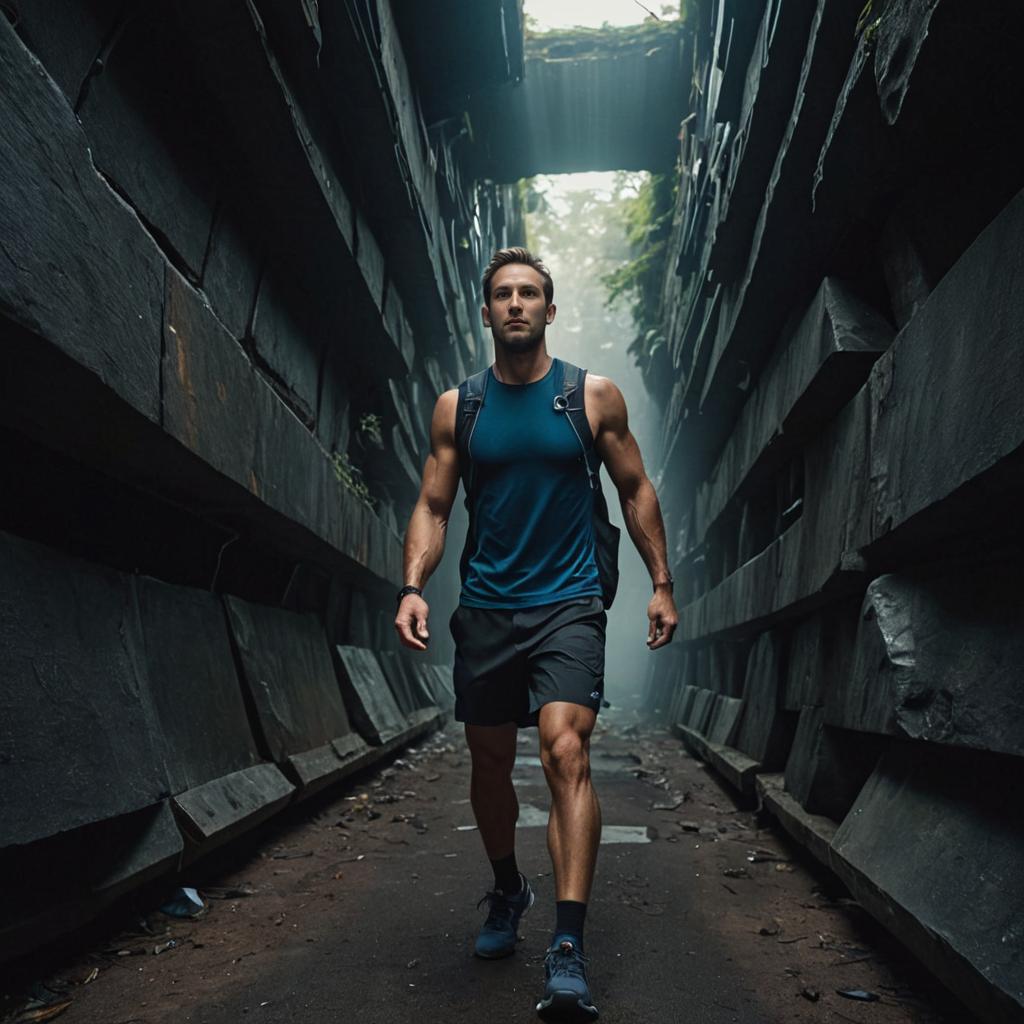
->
[504,807,651,843]
[515,803,550,827]
[599,825,651,845]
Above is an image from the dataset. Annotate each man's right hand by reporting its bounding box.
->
[395,593,430,651]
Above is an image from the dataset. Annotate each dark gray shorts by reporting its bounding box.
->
[449,596,606,728]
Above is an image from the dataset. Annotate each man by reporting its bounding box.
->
[395,247,678,1022]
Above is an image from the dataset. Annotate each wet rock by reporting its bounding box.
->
[676,685,701,729]
[706,696,743,747]
[712,0,820,277]
[202,203,264,341]
[710,640,750,698]
[251,269,322,425]
[696,278,890,544]
[0,18,164,423]
[784,599,860,713]
[826,567,1024,755]
[162,269,401,588]
[870,189,1024,547]
[799,385,872,593]
[0,801,182,962]
[76,5,219,279]
[784,706,884,822]
[224,596,369,790]
[13,0,122,104]
[378,651,437,718]
[134,577,261,793]
[334,645,413,746]
[134,577,294,849]
[0,532,165,848]
[830,743,1024,1022]
[682,0,872,478]
[687,688,717,736]
[733,630,795,769]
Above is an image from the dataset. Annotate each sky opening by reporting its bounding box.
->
[523,0,679,33]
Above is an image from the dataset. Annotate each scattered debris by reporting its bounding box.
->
[651,796,685,811]
[722,867,750,879]
[836,988,880,1002]
[203,884,257,900]
[160,886,205,919]
[800,987,820,1002]
[272,850,313,860]
[747,848,788,864]
[15,1001,73,1023]
[153,939,178,955]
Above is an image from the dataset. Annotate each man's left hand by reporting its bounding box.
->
[646,589,679,650]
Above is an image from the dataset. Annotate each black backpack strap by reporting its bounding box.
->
[558,359,600,491]
[455,367,490,494]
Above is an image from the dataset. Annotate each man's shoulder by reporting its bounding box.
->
[580,371,627,437]
[431,388,460,445]
[582,371,623,406]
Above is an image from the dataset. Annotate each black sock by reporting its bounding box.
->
[490,853,522,895]
[554,900,587,949]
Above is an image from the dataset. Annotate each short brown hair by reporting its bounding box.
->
[482,247,554,306]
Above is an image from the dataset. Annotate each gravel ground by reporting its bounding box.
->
[2,716,971,1023]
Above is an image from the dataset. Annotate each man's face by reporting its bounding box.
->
[482,264,556,354]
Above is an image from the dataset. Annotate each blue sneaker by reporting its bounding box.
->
[474,875,535,959]
[536,939,599,1022]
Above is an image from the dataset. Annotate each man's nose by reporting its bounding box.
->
[508,292,523,311]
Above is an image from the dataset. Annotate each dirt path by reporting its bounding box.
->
[6,719,963,1023]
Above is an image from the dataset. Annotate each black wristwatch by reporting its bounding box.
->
[653,574,674,593]
[396,584,423,604]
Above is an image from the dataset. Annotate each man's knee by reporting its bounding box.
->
[466,725,517,781]
[540,729,589,784]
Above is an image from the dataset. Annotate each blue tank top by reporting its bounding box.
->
[460,359,601,609]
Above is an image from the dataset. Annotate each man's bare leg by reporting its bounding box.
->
[465,722,534,959]
[538,701,601,932]
[465,722,519,858]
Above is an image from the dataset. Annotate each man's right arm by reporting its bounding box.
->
[394,389,460,651]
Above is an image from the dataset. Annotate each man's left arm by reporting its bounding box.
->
[590,376,678,650]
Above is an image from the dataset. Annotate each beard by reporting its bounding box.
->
[493,323,545,354]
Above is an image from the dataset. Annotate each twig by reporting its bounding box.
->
[632,0,661,19]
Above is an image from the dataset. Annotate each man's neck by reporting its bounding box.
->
[492,341,552,385]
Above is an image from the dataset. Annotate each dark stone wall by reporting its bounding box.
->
[0,0,524,959]
[646,1,1024,1019]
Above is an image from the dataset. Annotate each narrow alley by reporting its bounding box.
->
[2,1,1023,1022]
[16,720,953,1024]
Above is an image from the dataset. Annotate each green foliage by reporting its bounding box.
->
[525,20,683,59]
[331,451,376,510]
[600,172,675,370]
[358,412,383,446]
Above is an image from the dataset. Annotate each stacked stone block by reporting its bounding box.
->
[647,1,1024,1018]
[0,0,526,960]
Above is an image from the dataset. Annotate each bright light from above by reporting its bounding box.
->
[541,171,624,213]
[524,0,675,32]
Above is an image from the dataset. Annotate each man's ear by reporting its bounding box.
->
[546,303,557,325]
[482,304,492,327]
